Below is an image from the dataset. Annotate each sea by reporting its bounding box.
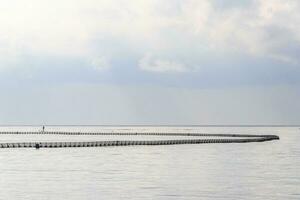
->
[0,126,299,200]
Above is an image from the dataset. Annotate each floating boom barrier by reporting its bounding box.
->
[0,131,279,149]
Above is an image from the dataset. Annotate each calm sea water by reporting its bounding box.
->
[0,126,299,200]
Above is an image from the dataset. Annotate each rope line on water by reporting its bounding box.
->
[0,131,279,148]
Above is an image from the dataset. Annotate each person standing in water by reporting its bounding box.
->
[42,126,45,132]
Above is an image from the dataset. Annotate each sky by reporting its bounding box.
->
[0,0,299,125]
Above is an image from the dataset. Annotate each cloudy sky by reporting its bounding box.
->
[0,0,299,125]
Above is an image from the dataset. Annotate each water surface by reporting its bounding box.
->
[0,126,299,200]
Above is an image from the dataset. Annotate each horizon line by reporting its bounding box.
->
[0,124,299,127]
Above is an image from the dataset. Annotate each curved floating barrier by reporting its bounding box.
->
[0,131,279,148]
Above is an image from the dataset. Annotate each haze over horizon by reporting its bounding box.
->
[0,0,299,125]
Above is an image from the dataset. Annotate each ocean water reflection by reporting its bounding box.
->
[0,126,299,200]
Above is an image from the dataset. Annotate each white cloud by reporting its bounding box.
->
[0,0,299,71]
[139,54,188,73]
[89,56,111,71]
